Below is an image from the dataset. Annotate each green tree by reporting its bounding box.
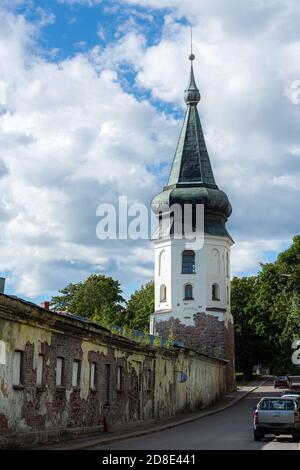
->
[125,281,154,331]
[231,276,267,379]
[232,235,300,376]
[50,274,126,327]
[282,294,300,344]
[254,238,300,371]
[50,282,80,311]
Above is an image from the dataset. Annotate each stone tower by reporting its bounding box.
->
[150,52,235,391]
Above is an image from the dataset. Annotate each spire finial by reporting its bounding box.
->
[184,26,200,105]
[189,26,195,61]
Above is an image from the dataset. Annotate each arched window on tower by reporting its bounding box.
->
[182,250,195,274]
[226,252,230,278]
[184,284,193,300]
[212,283,220,301]
[158,250,165,277]
[160,284,167,302]
[211,248,220,274]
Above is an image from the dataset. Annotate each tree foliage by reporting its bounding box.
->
[125,281,154,331]
[50,275,154,331]
[50,274,126,327]
[232,235,300,376]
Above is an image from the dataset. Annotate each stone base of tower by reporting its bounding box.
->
[153,312,235,393]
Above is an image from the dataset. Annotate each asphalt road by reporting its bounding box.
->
[94,379,300,450]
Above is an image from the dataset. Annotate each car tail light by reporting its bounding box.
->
[254,411,259,425]
[294,412,299,425]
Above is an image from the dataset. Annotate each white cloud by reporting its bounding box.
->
[2,0,300,299]
[0,8,177,297]
[96,24,105,41]
[231,239,290,277]
[125,0,300,267]
[90,31,146,71]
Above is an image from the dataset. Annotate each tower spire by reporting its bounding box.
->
[151,29,232,234]
[184,28,200,105]
[150,31,235,393]
[166,39,214,187]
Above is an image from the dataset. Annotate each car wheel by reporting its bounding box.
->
[292,434,300,443]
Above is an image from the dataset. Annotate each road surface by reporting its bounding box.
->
[92,380,300,450]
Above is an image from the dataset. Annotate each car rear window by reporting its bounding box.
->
[258,399,296,411]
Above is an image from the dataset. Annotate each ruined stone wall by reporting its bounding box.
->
[153,351,176,419]
[154,313,225,357]
[175,351,225,412]
[0,294,226,448]
[154,312,235,393]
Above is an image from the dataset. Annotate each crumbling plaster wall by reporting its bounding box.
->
[0,294,226,447]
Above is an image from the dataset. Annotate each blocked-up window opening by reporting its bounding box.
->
[0,340,5,365]
[117,365,124,391]
[90,362,96,390]
[147,369,152,391]
[72,360,81,388]
[13,351,22,386]
[56,357,64,387]
[37,354,44,386]
[105,364,111,403]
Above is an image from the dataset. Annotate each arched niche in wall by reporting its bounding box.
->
[158,250,166,277]
[211,248,221,274]
[226,251,230,278]
[212,283,220,301]
[160,284,167,302]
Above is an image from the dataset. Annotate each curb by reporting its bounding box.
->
[54,377,271,450]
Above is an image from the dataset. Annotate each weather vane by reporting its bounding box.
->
[189,26,195,61]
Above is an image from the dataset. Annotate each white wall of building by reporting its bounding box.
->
[151,234,233,333]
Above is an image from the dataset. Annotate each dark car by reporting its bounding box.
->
[274,376,291,389]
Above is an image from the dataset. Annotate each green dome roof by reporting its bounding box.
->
[151,53,232,240]
[152,186,232,218]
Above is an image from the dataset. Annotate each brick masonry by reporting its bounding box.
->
[155,312,235,392]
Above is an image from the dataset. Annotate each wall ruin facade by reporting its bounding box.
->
[0,294,227,448]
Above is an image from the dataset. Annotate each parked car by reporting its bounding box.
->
[253,397,300,442]
[281,394,300,405]
[274,376,291,388]
[281,389,300,397]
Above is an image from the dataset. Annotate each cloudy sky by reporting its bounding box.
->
[1,0,300,303]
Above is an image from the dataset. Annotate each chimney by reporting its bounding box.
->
[0,278,5,294]
[40,301,50,310]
